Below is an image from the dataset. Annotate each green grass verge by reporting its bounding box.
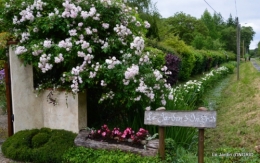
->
[203,61,260,161]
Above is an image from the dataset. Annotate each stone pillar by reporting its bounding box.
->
[9,46,43,133]
[9,46,87,133]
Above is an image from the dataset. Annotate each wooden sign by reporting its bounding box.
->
[144,110,216,128]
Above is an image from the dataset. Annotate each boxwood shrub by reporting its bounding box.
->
[1,128,77,163]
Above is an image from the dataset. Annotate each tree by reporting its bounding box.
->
[191,34,205,49]
[257,41,260,57]
[164,12,209,45]
[128,0,161,40]
[241,26,255,53]
[127,0,151,13]
[220,26,237,53]
[200,10,224,40]
[226,14,237,28]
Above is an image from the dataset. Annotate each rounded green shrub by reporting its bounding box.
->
[32,132,50,148]
[1,128,77,163]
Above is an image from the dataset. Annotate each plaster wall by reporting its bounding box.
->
[9,46,43,132]
[9,46,87,133]
[42,91,87,133]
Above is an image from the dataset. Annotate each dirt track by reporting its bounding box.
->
[0,114,7,141]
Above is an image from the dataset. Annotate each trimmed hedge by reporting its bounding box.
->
[1,128,77,163]
[146,38,236,83]
[144,46,166,70]
[161,37,195,81]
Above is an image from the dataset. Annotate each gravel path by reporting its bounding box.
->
[201,76,231,111]
[0,114,23,163]
[250,58,260,71]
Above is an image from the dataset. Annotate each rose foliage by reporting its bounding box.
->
[1,0,173,109]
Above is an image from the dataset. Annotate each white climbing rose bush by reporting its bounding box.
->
[2,0,172,110]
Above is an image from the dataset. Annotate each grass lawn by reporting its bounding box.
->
[204,60,260,154]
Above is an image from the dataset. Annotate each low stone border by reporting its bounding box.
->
[74,130,159,157]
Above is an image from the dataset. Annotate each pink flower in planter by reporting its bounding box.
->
[98,124,111,138]
[112,127,122,136]
[136,128,149,140]
[102,124,108,129]
[102,131,106,137]
[121,127,134,139]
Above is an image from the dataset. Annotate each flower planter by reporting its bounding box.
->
[74,130,159,157]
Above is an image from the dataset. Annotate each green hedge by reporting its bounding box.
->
[191,50,207,75]
[147,37,236,82]
[144,46,166,70]
[161,37,195,81]
[1,128,77,163]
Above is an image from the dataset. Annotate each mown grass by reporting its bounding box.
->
[204,60,260,154]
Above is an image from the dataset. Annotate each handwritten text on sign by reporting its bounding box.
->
[144,110,216,128]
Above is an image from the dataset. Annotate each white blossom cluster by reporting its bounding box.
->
[38,54,53,73]
[20,32,30,43]
[102,23,110,29]
[10,0,171,110]
[100,80,107,86]
[105,57,121,69]
[48,8,59,18]
[153,69,163,81]
[214,66,229,74]
[81,7,98,19]
[124,64,139,80]
[12,0,46,24]
[130,36,144,55]
[202,66,229,82]
[139,52,150,65]
[89,62,101,78]
[161,66,172,75]
[144,21,150,28]
[100,0,112,6]
[32,49,43,56]
[43,39,52,48]
[170,66,230,108]
[58,38,73,51]
[15,46,27,55]
[54,53,64,63]
[62,0,82,18]
[135,80,155,101]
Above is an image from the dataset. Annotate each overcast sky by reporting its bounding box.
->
[151,0,259,49]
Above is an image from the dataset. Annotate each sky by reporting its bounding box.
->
[151,0,259,49]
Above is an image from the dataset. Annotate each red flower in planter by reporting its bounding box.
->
[121,127,134,139]
[100,124,111,138]
[136,128,149,140]
[87,125,151,146]
[112,128,122,137]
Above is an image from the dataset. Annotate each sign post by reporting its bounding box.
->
[198,128,204,163]
[158,126,165,159]
[144,110,216,161]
